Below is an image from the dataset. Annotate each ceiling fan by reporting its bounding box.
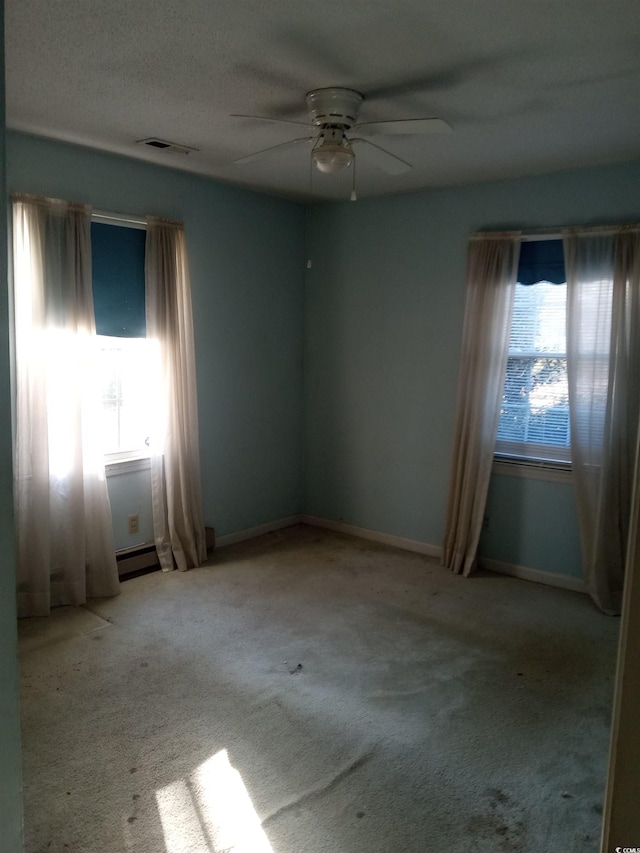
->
[232,87,452,190]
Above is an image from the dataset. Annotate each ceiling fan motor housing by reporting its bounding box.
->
[306,87,363,129]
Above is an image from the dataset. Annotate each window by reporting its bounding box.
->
[91,219,154,462]
[495,239,570,465]
[97,336,156,459]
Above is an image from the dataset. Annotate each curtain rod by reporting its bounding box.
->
[522,224,640,240]
[472,221,640,242]
[92,210,147,230]
[521,232,562,242]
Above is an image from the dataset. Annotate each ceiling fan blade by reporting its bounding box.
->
[354,118,452,136]
[233,62,304,93]
[365,73,459,102]
[350,139,411,175]
[234,137,314,166]
[363,51,526,102]
[231,114,310,128]
[274,28,354,81]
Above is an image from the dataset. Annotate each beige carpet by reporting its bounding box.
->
[19,525,619,853]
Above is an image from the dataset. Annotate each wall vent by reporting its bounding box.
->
[137,137,198,156]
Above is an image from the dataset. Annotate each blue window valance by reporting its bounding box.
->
[92,222,146,337]
[517,238,566,285]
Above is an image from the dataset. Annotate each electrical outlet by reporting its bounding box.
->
[128,513,139,535]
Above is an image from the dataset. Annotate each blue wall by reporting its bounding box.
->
[7,130,640,580]
[107,467,154,551]
[0,12,24,849]
[7,132,306,539]
[481,474,582,577]
[304,161,640,575]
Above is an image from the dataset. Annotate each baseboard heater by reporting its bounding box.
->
[116,527,216,578]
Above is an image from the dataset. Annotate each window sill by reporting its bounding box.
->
[105,455,151,477]
[492,457,572,484]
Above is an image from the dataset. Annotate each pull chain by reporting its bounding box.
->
[350,153,357,202]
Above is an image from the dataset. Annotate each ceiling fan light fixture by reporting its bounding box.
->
[311,127,354,174]
[312,141,354,174]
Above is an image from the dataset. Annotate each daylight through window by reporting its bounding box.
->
[496,279,570,464]
[97,336,157,459]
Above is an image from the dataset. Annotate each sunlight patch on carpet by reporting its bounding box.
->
[156,749,275,853]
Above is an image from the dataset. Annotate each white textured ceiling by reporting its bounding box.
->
[6,1,640,203]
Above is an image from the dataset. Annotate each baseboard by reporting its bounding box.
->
[211,512,587,596]
[302,514,586,594]
[215,515,303,548]
[301,515,442,558]
[478,556,587,594]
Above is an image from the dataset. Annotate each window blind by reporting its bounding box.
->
[517,238,565,285]
[91,222,146,338]
[497,282,570,463]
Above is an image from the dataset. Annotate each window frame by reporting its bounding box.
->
[494,235,572,478]
[492,455,572,483]
[105,454,151,479]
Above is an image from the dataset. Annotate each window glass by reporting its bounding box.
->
[496,280,570,463]
[97,336,156,458]
[91,220,154,461]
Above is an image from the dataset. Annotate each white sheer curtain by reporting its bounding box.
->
[145,217,206,572]
[564,225,640,614]
[442,233,521,575]
[13,194,119,617]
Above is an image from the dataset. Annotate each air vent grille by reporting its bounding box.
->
[136,138,198,156]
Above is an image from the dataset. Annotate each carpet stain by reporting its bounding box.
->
[486,787,511,807]
[468,812,525,852]
[466,789,526,852]
[127,816,137,824]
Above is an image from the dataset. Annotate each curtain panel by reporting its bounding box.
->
[145,217,207,572]
[442,233,521,576]
[13,194,119,617]
[564,225,640,614]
